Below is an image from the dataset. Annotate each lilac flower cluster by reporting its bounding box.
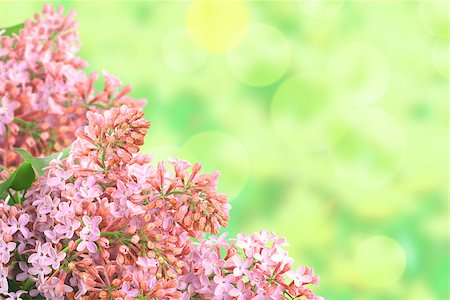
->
[180,232,320,300]
[0,4,321,300]
[0,105,321,299]
[0,4,144,171]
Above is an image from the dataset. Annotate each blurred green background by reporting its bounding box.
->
[1,0,448,299]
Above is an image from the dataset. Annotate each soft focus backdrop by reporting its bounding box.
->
[1,1,448,299]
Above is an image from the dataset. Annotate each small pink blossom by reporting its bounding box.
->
[7,214,30,238]
[0,239,16,264]
[4,290,26,300]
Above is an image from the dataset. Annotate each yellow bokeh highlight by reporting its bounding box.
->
[227,23,291,86]
[418,0,450,37]
[271,73,340,152]
[186,0,249,53]
[353,235,406,288]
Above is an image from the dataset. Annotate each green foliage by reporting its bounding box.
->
[8,162,35,191]
[0,146,71,205]
[15,146,71,176]
[0,162,35,197]
[1,23,23,36]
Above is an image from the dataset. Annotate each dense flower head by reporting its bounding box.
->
[179,231,322,300]
[0,104,321,299]
[0,4,321,300]
[0,4,144,171]
[0,105,230,299]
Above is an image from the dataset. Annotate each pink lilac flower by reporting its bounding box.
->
[0,239,16,264]
[0,97,20,136]
[229,280,252,300]
[0,7,322,294]
[38,276,73,300]
[0,265,9,294]
[7,214,30,238]
[213,274,235,297]
[4,290,26,300]
[1,100,321,299]
[121,281,140,298]
[15,262,29,282]
[77,216,101,253]
[179,231,322,300]
[40,244,66,270]
[0,4,144,171]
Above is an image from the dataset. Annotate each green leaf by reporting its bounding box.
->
[0,162,35,198]
[0,146,72,203]
[6,278,21,292]
[1,23,24,37]
[9,161,35,191]
[0,170,16,194]
[15,145,71,176]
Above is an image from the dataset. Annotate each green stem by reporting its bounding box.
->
[7,190,16,204]
[13,117,34,128]
[100,231,124,237]
[16,190,22,204]
[62,238,82,253]
[0,164,12,174]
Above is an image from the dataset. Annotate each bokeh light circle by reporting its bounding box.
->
[418,0,450,37]
[337,183,407,220]
[327,42,391,106]
[186,0,249,53]
[272,187,334,249]
[271,73,340,152]
[298,0,344,18]
[354,236,406,288]
[432,38,450,78]
[329,108,407,187]
[177,131,249,200]
[227,23,291,87]
[163,28,208,73]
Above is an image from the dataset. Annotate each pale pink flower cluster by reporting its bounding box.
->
[0,4,144,171]
[0,105,320,299]
[179,232,322,300]
[0,4,321,300]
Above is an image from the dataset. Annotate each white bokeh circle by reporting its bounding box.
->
[163,28,208,73]
[327,42,391,106]
[354,235,406,288]
[298,0,344,18]
[432,38,450,78]
[227,23,291,87]
[329,107,407,187]
[418,0,450,37]
[271,73,341,152]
